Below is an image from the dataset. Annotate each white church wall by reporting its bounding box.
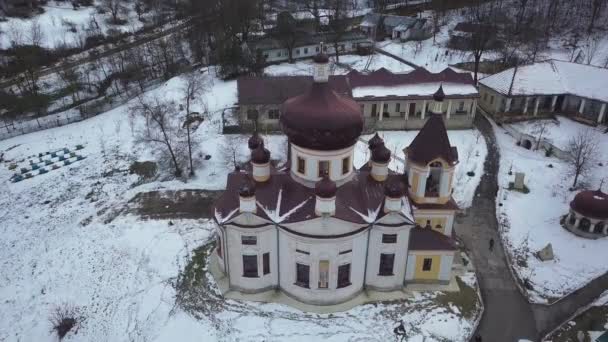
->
[225,224,278,292]
[365,225,411,290]
[283,216,364,237]
[277,228,368,305]
[438,254,454,282]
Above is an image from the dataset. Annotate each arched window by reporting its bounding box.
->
[568,213,576,225]
[579,218,591,231]
[425,162,443,197]
[594,222,605,234]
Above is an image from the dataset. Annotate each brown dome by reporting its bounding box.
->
[280,83,363,151]
[570,190,608,219]
[251,145,270,164]
[368,133,384,150]
[385,180,403,198]
[239,178,256,197]
[372,142,391,163]
[315,174,337,198]
[248,134,263,150]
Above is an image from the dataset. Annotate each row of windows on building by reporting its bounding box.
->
[265,44,349,59]
[295,156,351,177]
[366,101,468,117]
[568,214,606,234]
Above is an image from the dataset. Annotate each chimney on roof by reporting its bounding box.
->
[371,142,391,182]
[313,42,330,83]
[239,178,257,213]
[251,143,271,182]
[384,180,403,213]
[315,173,337,216]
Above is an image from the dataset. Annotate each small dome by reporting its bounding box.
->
[570,189,608,219]
[433,85,445,102]
[315,174,337,198]
[280,83,363,150]
[239,178,256,197]
[368,133,384,150]
[313,52,329,64]
[384,180,403,198]
[248,134,263,150]
[251,145,270,164]
[372,142,391,163]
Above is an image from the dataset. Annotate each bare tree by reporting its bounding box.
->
[583,33,600,65]
[101,0,126,24]
[467,6,498,85]
[129,96,186,177]
[274,11,299,63]
[181,74,207,176]
[565,129,599,188]
[28,19,44,47]
[530,119,556,150]
[327,0,350,63]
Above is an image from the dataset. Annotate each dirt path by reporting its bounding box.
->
[455,115,539,341]
[374,46,420,69]
[128,189,222,220]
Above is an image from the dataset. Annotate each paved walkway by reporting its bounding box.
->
[455,115,538,341]
[374,47,420,69]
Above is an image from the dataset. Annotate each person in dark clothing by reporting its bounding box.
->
[475,334,482,342]
[489,238,495,251]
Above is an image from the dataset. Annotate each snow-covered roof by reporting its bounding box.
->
[352,82,479,98]
[479,60,608,102]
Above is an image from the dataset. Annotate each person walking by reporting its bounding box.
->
[489,238,495,252]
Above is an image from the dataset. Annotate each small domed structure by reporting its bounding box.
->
[433,85,445,102]
[251,145,270,164]
[313,52,329,64]
[315,174,337,198]
[372,143,391,163]
[248,133,263,150]
[385,180,404,198]
[368,133,384,151]
[239,178,256,197]
[564,189,608,238]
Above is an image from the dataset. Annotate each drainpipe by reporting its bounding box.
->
[362,225,372,289]
[222,225,231,290]
[276,224,281,290]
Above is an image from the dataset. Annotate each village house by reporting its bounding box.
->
[247,32,371,64]
[236,66,479,132]
[478,60,608,125]
[212,52,461,306]
[359,13,432,41]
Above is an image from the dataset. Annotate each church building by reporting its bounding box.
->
[213,51,460,306]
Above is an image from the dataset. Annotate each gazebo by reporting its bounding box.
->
[563,189,608,239]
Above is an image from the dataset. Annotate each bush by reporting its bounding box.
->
[508,182,530,194]
[545,146,553,157]
[466,171,475,177]
[130,161,157,179]
[49,304,80,340]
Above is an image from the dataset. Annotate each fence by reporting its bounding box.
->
[501,123,569,160]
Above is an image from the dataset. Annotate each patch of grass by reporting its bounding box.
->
[436,277,479,319]
[549,305,608,342]
[508,182,530,194]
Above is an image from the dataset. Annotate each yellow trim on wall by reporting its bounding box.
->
[411,173,420,196]
[414,255,441,280]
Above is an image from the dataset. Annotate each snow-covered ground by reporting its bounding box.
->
[492,116,608,303]
[0,63,485,341]
[0,1,144,49]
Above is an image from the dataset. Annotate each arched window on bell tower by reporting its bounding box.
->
[425,161,442,198]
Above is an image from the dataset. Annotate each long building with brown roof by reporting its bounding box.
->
[235,66,479,133]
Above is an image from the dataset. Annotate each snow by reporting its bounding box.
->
[492,117,608,303]
[355,130,488,209]
[479,60,608,102]
[0,1,144,49]
[350,203,382,223]
[352,82,478,98]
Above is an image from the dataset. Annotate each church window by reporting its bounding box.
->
[217,236,222,258]
[342,157,350,175]
[243,255,258,277]
[296,263,310,288]
[318,160,330,177]
[568,213,576,225]
[594,222,605,234]
[338,264,351,288]
[422,258,433,271]
[379,253,394,276]
[318,260,329,288]
[382,234,397,243]
[241,235,257,245]
[425,161,442,197]
[395,102,401,112]
[263,253,270,275]
[297,156,306,174]
[579,218,591,231]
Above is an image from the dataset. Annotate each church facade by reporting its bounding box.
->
[213,52,460,306]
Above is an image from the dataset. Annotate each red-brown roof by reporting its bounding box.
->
[346,67,475,88]
[280,82,364,151]
[214,171,413,227]
[406,113,458,166]
[409,226,457,251]
[570,190,608,219]
[237,75,351,105]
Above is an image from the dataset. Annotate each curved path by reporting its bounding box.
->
[455,114,538,341]
[459,114,608,341]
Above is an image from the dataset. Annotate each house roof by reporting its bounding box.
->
[479,59,608,102]
[237,75,351,105]
[214,171,414,229]
[248,31,369,51]
[360,13,418,29]
[237,67,478,106]
[405,113,459,166]
[409,227,457,251]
